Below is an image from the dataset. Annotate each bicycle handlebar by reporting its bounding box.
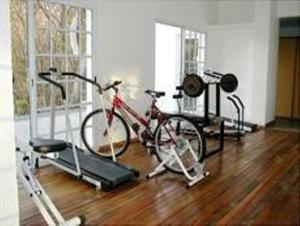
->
[103,80,122,91]
[38,72,66,100]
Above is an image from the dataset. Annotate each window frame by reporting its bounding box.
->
[27,0,95,144]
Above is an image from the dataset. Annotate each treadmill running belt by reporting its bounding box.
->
[57,146,135,189]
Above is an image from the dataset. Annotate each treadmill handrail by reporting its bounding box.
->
[38,72,66,100]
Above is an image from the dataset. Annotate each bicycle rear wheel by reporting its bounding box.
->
[154,115,204,174]
[81,109,130,158]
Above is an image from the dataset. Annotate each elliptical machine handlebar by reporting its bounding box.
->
[61,72,102,93]
[38,72,66,100]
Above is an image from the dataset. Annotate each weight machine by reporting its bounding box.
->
[173,69,249,157]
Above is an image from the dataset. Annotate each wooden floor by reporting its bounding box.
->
[19,129,299,225]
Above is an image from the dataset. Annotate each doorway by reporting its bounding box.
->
[154,22,206,114]
[273,17,300,131]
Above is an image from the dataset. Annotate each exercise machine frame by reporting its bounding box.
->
[17,147,84,226]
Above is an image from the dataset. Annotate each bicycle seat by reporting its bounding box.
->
[29,138,67,154]
[173,94,183,99]
[145,89,165,98]
[176,86,183,91]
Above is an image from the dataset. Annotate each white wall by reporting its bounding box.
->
[96,1,213,115]
[277,0,300,18]
[0,0,19,225]
[207,24,254,122]
[216,0,254,25]
[85,0,298,126]
[207,0,299,125]
[265,1,279,123]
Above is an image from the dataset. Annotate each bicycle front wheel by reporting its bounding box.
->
[81,109,130,158]
[154,115,204,174]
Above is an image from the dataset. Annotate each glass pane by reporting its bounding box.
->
[198,48,205,62]
[69,107,80,130]
[190,39,199,62]
[66,6,79,30]
[67,57,80,73]
[67,81,80,105]
[36,56,50,82]
[200,33,206,47]
[81,81,87,102]
[51,3,65,29]
[35,0,50,28]
[80,60,92,102]
[79,9,92,32]
[52,57,66,78]
[52,30,66,54]
[190,62,198,74]
[79,8,86,32]
[37,83,51,108]
[80,32,87,55]
[198,63,205,76]
[79,58,87,75]
[54,81,65,106]
[36,28,50,53]
[56,132,66,141]
[81,104,93,119]
[185,39,190,61]
[54,108,66,132]
[37,113,50,138]
[67,32,79,55]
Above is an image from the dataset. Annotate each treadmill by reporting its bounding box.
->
[32,69,139,191]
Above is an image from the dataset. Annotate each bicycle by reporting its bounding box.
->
[79,79,205,174]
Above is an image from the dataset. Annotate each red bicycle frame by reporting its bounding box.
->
[107,89,165,137]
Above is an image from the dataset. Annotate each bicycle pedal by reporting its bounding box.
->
[149,147,155,155]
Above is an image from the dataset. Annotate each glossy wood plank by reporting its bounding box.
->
[19,129,300,225]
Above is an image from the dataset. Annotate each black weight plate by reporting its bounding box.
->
[182,74,205,98]
[220,73,238,93]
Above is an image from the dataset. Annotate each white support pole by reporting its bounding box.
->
[99,94,117,162]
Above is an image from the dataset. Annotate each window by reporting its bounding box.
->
[28,0,94,146]
[182,30,206,112]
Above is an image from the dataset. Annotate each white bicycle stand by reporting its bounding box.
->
[147,140,209,187]
[18,153,83,226]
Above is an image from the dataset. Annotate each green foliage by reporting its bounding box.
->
[15,99,29,115]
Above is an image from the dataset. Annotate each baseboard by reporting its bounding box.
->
[266,120,275,127]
